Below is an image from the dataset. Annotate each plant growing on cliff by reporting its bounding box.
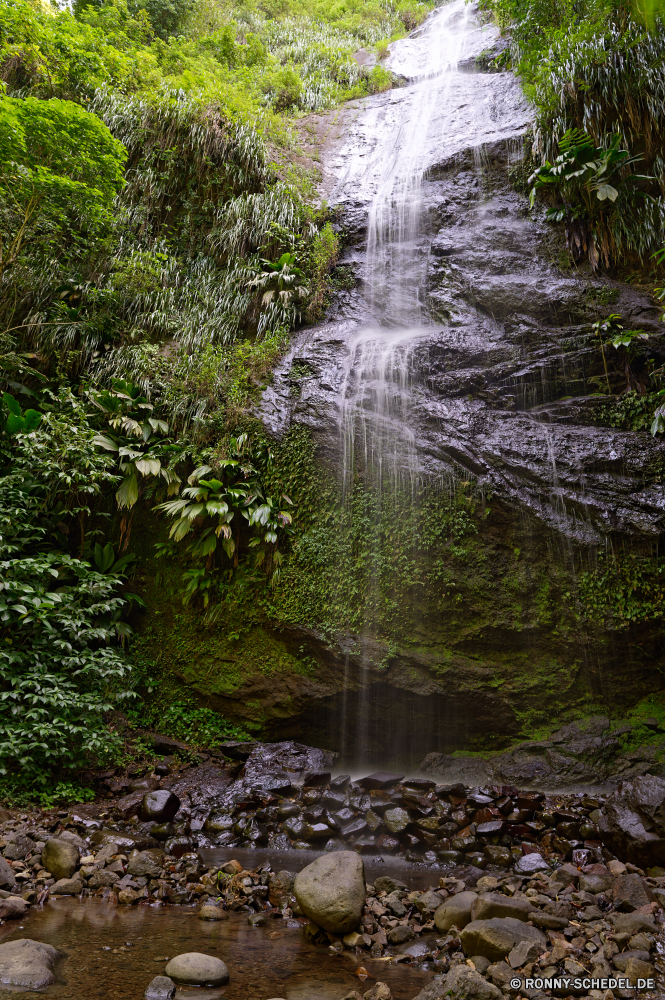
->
[529,131,647,269]
[92,379,182,510]
[246,252,309,335]
[156,433,294,603]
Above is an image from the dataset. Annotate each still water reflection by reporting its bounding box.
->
[0,897,433,999]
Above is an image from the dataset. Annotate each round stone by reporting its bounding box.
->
[164,953,229,987]
[41,840,79,881]
[293,850,365,934]
[198,905,228,921]
[140,790,180,823]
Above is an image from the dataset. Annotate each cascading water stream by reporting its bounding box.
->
[340,0,475,493]
[337,1,476,765]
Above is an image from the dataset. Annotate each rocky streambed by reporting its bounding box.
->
[2,742,665,996]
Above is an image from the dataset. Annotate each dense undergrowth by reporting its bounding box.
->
[484,0,665,271]
[0,0,436,800]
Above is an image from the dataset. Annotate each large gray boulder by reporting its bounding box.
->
[293,850,365,933]
[164,953,229,986]
[460,917,546,962]
[410,963,502,999]
[0,857,16,890]
[0,939,60,988]
[42,839,79,881]
[598,775,665,866]
[433,891,477,932]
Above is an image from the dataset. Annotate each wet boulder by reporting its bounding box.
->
[242,741,337,788]
[433,891,477,932]
[140,790,180,823]
[164,953,229,987]
[513,852,549,875]
[0,939,60,988]
[144,975,176,999]
[598,775,665,866]
[42,839,80,881]
[460,917,546,962]
[293,850,365,934]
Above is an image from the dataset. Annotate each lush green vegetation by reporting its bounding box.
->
[3,0,665,801]
[483,0,665,270]
[0,0,438,798]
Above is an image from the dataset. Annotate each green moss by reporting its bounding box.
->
[127,425,665,744]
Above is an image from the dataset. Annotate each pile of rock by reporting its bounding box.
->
[301,851,664,998]
[198,769,611,867]
[3,772,665,915]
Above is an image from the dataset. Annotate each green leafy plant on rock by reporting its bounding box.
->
[529,130,647,269]
[92,379,181,512]
[156,433,294,604]
[591,314,650,394]
[247,252,309,336]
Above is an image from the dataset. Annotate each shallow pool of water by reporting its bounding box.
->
[200,847,449,890]
[0,898,434,999]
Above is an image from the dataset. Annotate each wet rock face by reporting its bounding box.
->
[251,4,665,750]
[420,716,665,788]
[265,140,665,545]
[599,775,665,866]
[140,790,180,823]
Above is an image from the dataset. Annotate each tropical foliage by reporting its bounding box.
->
[1,0,421,795]
[487,0,665,267]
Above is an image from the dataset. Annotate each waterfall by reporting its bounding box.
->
[340,0,476,495]
[337,1,477,766]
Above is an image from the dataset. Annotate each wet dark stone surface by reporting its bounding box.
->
[262,142,665,545]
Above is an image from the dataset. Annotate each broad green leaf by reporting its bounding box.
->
[596,183,618,202]
[22,409,42,432]
[116,472,139,509]
[2,393,21,416]
[135,457,161,476]
[5,413,25,435]
[92,433,119,452]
